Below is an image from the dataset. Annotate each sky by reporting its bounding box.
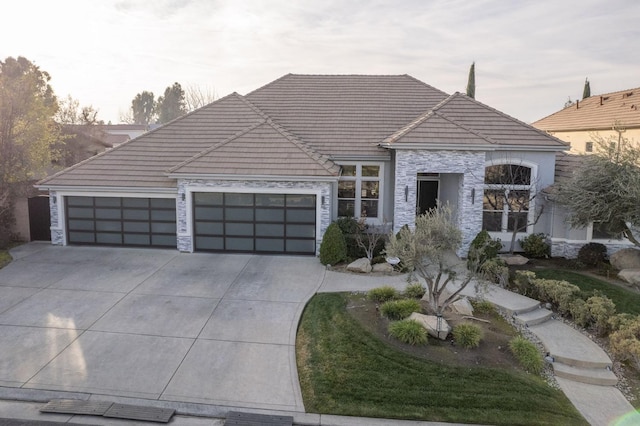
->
[2,0,638,124]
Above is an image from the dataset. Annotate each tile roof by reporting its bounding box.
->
[533,87,640,132]
[384,93,568,149]
[168,119,339,177]
[38,74,567,190]
[246,74,449,157]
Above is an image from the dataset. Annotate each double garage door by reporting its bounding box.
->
[65,193,317,255]
[66,196,177,247]
[193,192,316,255]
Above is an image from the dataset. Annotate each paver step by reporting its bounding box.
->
[552,362,618,386]
[513,307,553,326]
[529,320,613,369]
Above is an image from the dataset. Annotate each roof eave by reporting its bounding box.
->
[34,184,176,194]
[167,173,339,182]
[379,143,569,152]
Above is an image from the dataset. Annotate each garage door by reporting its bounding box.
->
[65,196,177,247]
[193,192,316,254]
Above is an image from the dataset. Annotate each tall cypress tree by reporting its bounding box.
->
[582,78,591,99]
[466,62,475,99]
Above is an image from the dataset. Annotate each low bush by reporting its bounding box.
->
[367,286,399,303]
[335,217,364,260]
[388,319,428,345]
[453,323,483,349]
[467,230,502,269]
[471,299,495,314]
[519,233,550,259]
[533,278,581,315]
[514,270,538,298]
[577,242,608,267]
[586,294,616,336]
[319,222,347,265]
[479,257,509,286]
[380,299,422,320]
[509,336,544,374]
[404,283,426,299]
[569,299,590,328]
[610,317,640,370]
[609,313,637,332]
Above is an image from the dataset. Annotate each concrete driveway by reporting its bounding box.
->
[0,243,325,413]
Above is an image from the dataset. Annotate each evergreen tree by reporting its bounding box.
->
[157,82,186,123]
[466,62,475,99]
[131,91,156,125]
[582,78,591,99]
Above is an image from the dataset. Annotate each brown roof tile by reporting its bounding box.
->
[533,87,640,131]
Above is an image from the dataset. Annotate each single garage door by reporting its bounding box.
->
[66,196,177,247]
[193,192,316,255]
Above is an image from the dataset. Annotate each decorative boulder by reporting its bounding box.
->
[372,262,393,273]
[346,257,372,273]
[618,269,640,287]
[409,312,451,340]
[610,249,640,271]
[452,298,474,316]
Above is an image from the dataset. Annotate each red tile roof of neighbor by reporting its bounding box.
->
[533,87,640,132]
[38,74,566,189]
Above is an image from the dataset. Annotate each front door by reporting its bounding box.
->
[417,180,439,215]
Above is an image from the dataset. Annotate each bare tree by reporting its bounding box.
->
[354,219,389,262]
[482,163,544,253]
[185,84,217,111]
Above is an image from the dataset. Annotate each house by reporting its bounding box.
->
[37,74,573,257]
[10,124,149,242]
[533,87,640,153]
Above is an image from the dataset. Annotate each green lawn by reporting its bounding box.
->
[296,293,586,426]
[534,269,640,315]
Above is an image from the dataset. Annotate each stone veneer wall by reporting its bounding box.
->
[551,238,635,259]
[393,150,485,256]
[177,179,333,253]
[49,191,64,245]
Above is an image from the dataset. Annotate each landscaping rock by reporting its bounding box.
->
[372,262,393,273]
[452,298,474,316]
[409,312,451,340]
[346,257,372,273]
[618,269,640,287]
[610,248,640,270]
[499,254,529,265]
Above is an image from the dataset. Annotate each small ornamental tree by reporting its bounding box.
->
[319,222,347,265]
[385,204,484,315]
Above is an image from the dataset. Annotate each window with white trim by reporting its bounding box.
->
[482,164,533,232]
[338,164,381,219]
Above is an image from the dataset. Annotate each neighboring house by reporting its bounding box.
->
[11,124,149,242]
[38,74,578,257]
[533,87,640,153]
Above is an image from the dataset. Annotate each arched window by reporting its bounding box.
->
[483,164,533,233]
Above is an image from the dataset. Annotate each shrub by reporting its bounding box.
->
[388,319,428,345]
[467,230,502,269]
[479,257,509,286]
[609,317,640,370]
[335,217,365,260]
[509,336,544,374]
[532,278,581,315]
[586,294,616,336]
[380,299,422,320]
[609,313,637,332]
[319,222,347,265]
[404,283,426,299]
[514,270,538,298]
[367,286,399,303]
[453,323,483,348]
[577,242,608,267]
[472,299,495,314]
[569,298,590,328]
[519,233,550,258]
